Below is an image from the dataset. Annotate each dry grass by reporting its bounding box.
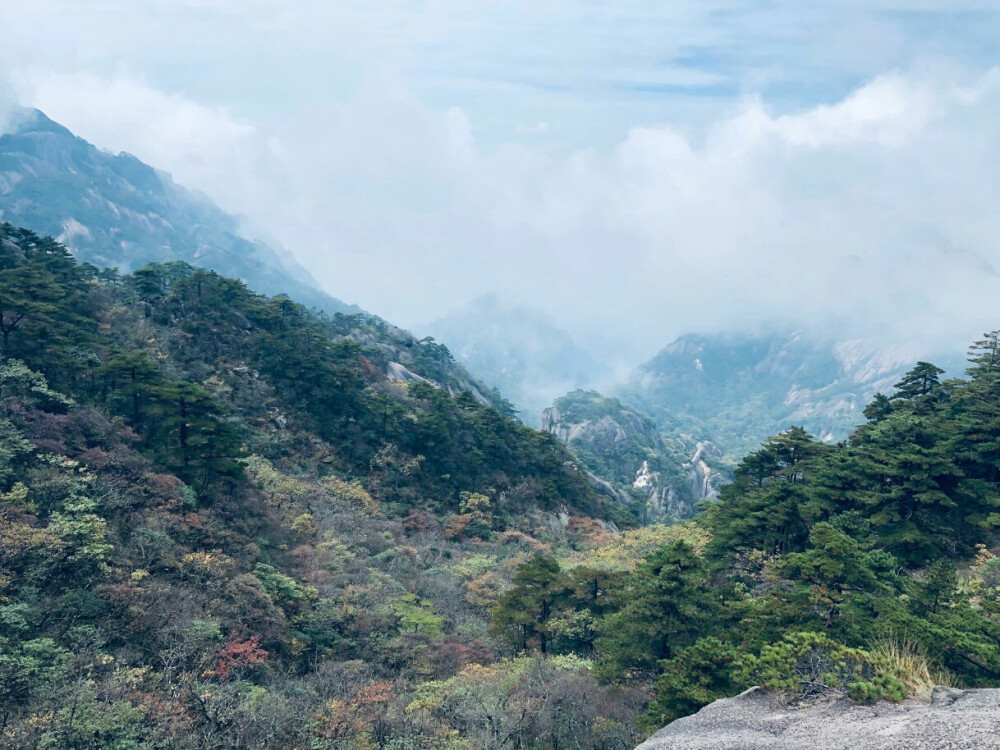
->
[870,639,956,701]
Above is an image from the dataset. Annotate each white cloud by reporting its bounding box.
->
[10,65,1000,366]
[768,75,937,147]
[4,3,1000,367]
[0,69,23,135]
[14,70,257,205]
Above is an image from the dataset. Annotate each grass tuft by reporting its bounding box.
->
[870,639,955,700]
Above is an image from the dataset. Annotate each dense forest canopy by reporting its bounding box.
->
[0,224,646,748]
[3,222,1000,747]
[493,334,1000,732]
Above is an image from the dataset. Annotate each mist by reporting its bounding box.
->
[3,3,1000,368]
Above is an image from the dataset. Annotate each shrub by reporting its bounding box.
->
[642,637,746,731]
[739,631,909,703]
[869,639,953,699]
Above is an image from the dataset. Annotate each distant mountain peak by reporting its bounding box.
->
[0,108,357,315]
[621,329,965,454]
[4,107,73,137]
[425,296,606,425]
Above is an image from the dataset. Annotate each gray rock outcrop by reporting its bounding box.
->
[637,686,1000,750]
[541,390,725,519]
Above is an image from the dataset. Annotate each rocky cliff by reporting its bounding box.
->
[541,390,724,519]
[637,686,1000,750]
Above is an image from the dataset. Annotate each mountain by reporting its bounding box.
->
[6,221,1000,745]
[425,295,606,425]
[540,390,725,521]
[0,107,356,315]
[619,330,965,455]
[0,108,519,417]
[0,224,646,748]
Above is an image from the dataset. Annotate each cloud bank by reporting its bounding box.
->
[4,3,1000,365]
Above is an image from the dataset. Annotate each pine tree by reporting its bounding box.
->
[595,541,717,681]
[849,411,965,564]
[705,427,831,557]
[892,362,945,402]
[863,392,893,423]
[95,350,161,423]
[946,372,1000,532]
[0,225,97,377]
[491,554,570,654]
[144,381,245,482]
[968,331,1000,379]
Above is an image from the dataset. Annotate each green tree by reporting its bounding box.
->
[595,541,717,681]
[643,637,746,730]
[0,225,95,370]
[949,369,1000,518]
[967,331,1000,379]
[778,522,898,635]
[144,381,245,481]
[491,554,571,655]
[129,260,195,299]
[892,361,945,404]
[706,427,831,557]
[95,350,161,423]
[863,392,893,423]
[849,411,968,564]
[0,637,71,731]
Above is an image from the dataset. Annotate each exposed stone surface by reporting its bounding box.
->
[540,390,723,518]
[636,686,1000,750]
[585,470,632,506]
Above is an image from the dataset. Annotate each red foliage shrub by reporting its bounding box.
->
[207,636,269,680]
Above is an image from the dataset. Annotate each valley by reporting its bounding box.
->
[2,111,999,750]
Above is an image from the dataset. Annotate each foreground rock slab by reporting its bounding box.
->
[637,686,1000,750]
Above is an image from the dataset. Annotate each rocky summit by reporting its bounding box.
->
[637,686,1000,750]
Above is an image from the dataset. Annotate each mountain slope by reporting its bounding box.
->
[620,330,964,455]
[426,295,605,425]
[541,390,724,521]
[0,224,645,748]
[0,107,355,315]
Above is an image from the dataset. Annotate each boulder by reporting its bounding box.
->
[637,686,1000,750]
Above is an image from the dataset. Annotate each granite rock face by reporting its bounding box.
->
[637,686,1000,750]
[540,390,721,518]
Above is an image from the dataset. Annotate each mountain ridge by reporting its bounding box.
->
[619,329,965,454]
[0,107,356,316]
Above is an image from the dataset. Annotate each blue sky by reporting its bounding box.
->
[2,1,1000,360]
[4,2,998,145]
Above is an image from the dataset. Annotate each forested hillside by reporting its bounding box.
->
[4,221,1000,748]
[497,346,1000,735]
[0,224,647,748]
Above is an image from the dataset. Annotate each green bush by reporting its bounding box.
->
[739,631,908,703]
[642,637,747,731]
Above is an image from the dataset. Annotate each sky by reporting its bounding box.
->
[2,1,1000,363]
